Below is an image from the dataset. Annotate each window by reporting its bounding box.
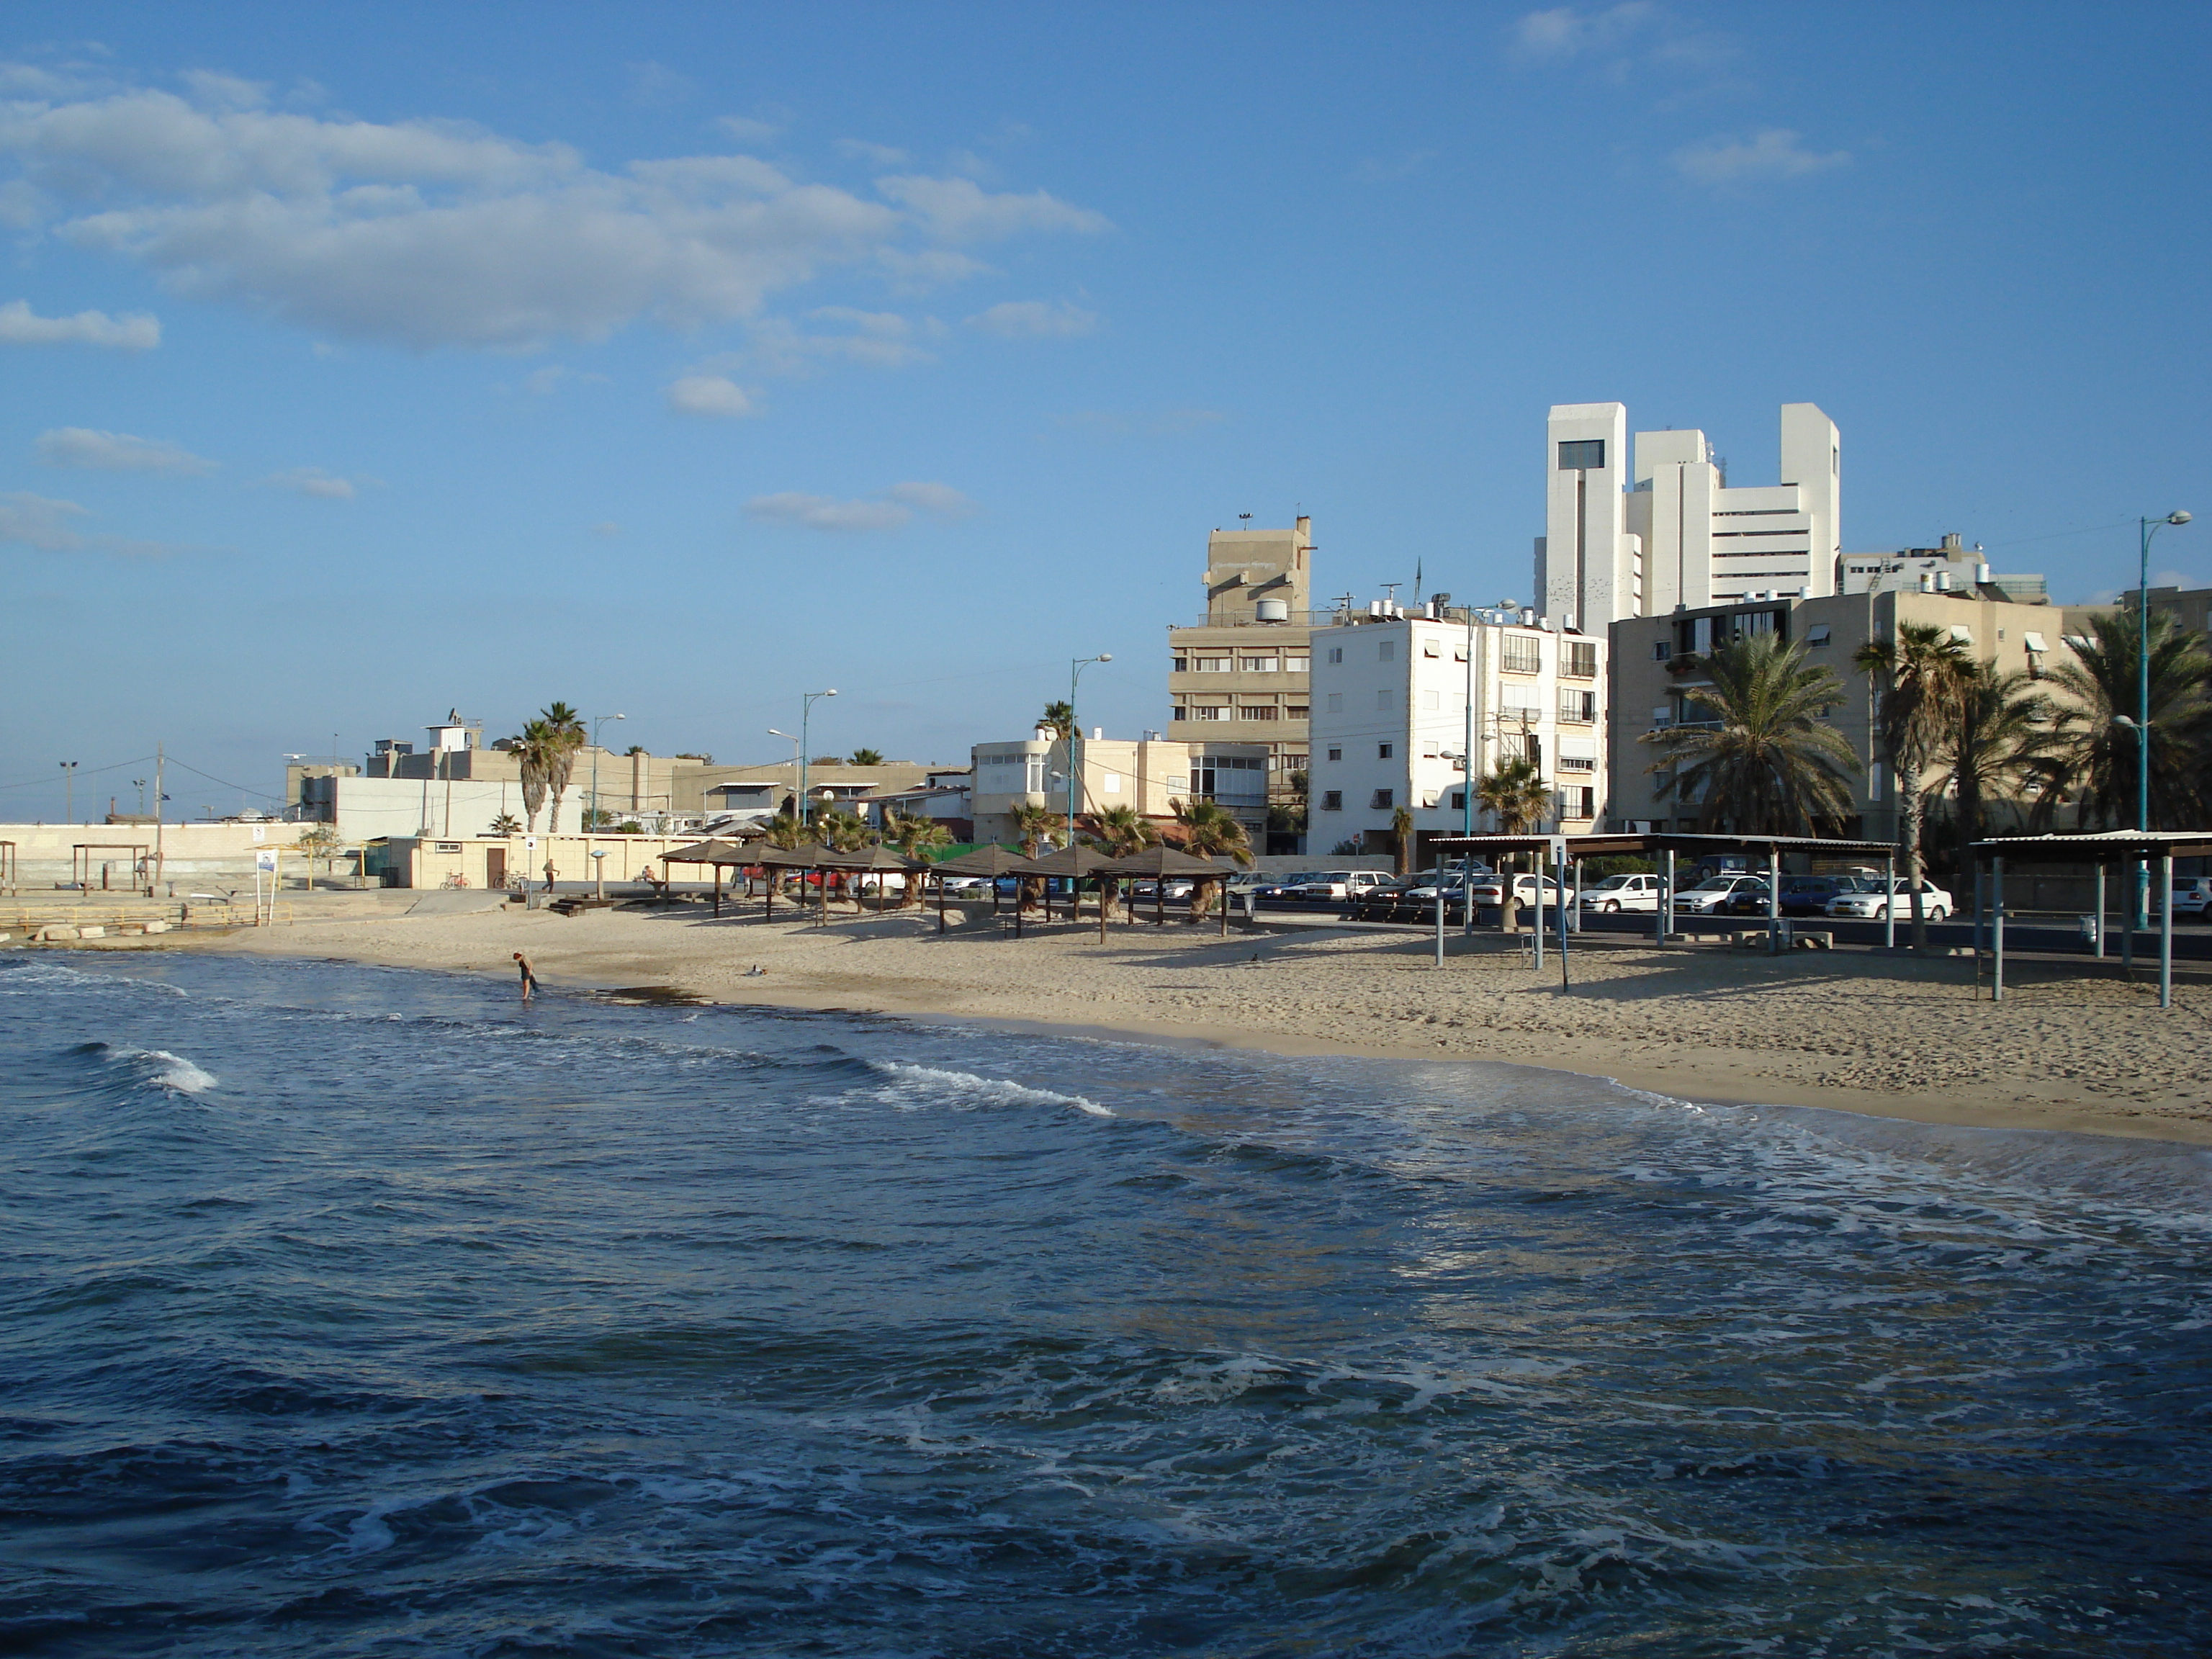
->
[1557,439,1606,469]
[1102,772,1123,793]
[1454,644,1468,662]
[1559,689,1596,724]
[1320,791,1342,811]
[1238,703,1280,720]
[1326,646,1344,664]
[1560,786,1596,819]
[1559,756,1595,773]
[1326,747,1341,762]
[1804,624,1832,647]
[1869,761,1885,802]
[1421,742,1439,759]
[1653,640,1673,660]
[1449,790,1466,811]
[1191,704,1228,721]
[1421,639,1439,657]
[1563,640,1599,678]
[1501,634,1542,674]
[1171,655,1188,673]
[1285,704,1309,720]
[1285,652,1311,673]
[1420,688,1442,711]
[1326,692,1344,713]
[1194,654,1231,672]
[1371,788,1395,809]
[1377,743,1394,759]
[1241,655,1276,672]
[1378,640,1395,662]
[1171,704,1187,722]
[1376,689,1393,710]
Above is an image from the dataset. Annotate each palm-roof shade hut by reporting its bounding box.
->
[825,842,930,915]
[1013,842,1119,932]
[752,842,839,922]
[923,843,1032,932]
[657,835,760,915]
[1098,844,1236,931]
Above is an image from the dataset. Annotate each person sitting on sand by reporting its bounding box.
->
[513,951,539,1002]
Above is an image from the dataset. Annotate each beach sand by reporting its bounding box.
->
[156,894,2212,1146]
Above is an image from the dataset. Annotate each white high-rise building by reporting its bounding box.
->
[1537,401,1841,626]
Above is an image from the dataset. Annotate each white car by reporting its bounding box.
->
[1292,870,1393,901]
[1673,874,1766,914]
[1579,873,1662,913]
[1466,872,1563,908]
[2171,878,2212,918]
[1827,879,1953,920]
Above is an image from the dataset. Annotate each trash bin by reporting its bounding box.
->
[2079,914,2101,945]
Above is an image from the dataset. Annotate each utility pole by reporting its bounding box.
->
[59,760,77,824]
[153,743,166,894]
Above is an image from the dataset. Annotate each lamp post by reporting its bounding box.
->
[2133,511,2190,923]
[796,690,837,830]
[1067,654,1112,845]
[133,778,147,817]
[59,760,76,824]
[589,713,626,832]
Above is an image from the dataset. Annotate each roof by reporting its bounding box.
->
[930,844,1035,877]
[1017,843,1118,876]
[1431,832,1898,858]
[1097,845,1238,877]
[659,837,759,864]
[1970,831,2212,861]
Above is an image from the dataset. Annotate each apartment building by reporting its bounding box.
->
[1537,401,1842,628]
[970,733,1271,848]
[703,760,941,824]
[1307,608,1608,864]
[1841,531,2047,603]
[1608,588,2110,840]
[1166,517,1316,784]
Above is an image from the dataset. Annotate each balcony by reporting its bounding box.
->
[1664,655,1705,675]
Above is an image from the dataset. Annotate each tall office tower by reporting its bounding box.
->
[1166,516,1315,779]
[1537,403,1640,630]
[1542,400,1843,624]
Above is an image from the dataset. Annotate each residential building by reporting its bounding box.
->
[1840,531,2048,603]
[1308,607,1608,864]
[1538,401,1841,627]
[858,775,974,842]
[2136,584,2212,645]
[969,732,1270,848]
[1166,516,1316,791]
[1606,588,2110,840]
[703,760,941,825]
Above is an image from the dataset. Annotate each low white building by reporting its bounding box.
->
[1308,606,1607,863]
[970,732,1269,848]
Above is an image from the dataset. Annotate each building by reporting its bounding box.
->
[1840,531,2048,603]
[1166,517,1316,794]
[969,732,1271,848]
[1307,606,1608,864]
[2136,584,2212,645]
[1606,588,2110,840]
[1538,401,1841,627]
[702,760,941,826]
[856,777,974,842]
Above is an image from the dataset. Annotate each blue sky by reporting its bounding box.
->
[4,1,2208,819]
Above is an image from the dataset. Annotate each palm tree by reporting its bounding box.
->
[1171,798,1254,917]
[1389,804,1416,874]
[2042,608,2212,831]
[762,811,805,850]
[1088,804,1159,855]
[537,702,586,835]
[1038,700,1075,742]
[1931,662,2064,850]
[848,748,885,766]
[1008,802,1064,856]
[817,809,876,852]
[1854,624,1973,945]
[1475,756,1551,835]
[295,822,342,881]
[885,811,952,906]
[513,719,555,833]
[488,811,522,836]
[1642,630,1861,831]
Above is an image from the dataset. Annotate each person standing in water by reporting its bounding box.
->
[513,951,539,1002]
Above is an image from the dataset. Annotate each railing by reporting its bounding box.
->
[1169,610,1344,630]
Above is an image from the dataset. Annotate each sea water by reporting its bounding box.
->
[0,953,2206,1657]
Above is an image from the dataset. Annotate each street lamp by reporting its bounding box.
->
[2133,511,2190,923]
[797,690,836,829]
[1067,654,1112,845]
[589,713,626,832]
[58,760,76,824]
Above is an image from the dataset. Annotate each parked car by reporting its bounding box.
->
[1292,870,1394,902]
[2172,878,2212,918]
[1348,872,1459,922]
[1466,872,1563,909]
[935,874,995,895]
[1674,874,1766,914]
[1579,873,1661,913]
[1827,878,1954,921]
[1130,877,1197,901]
[1254,871,1320,902]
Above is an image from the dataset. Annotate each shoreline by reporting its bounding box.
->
[56,898,2212,1148]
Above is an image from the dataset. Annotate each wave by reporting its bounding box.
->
[69,1040,217,1095]
[863,1060,1114,1117]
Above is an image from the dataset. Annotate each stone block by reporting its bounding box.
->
[143,920,171,934]
[77,925,104,939]
[40,925,78,942]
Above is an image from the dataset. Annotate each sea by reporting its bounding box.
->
[1,952,2207,1658]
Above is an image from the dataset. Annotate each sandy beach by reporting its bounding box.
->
[109,890,2208,1148]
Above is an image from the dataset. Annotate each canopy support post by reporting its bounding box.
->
[1767,845,1781,954]
[2161,851,2175,1009]
[1992,855,2005,1002]
[1883,853,1895,950]
[2094,864,2106,959]
[1660,848,1674,944]
[1532,856,1544,974]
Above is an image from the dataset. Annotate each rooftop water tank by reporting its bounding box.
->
[1255,597,1289,622]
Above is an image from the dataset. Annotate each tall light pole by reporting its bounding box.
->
[799,689,836,829]
[589,713,626,831]
[1067,654,1112,845]
[134,778,148,817]
[59,760,76,824]
[2134,511,2190,924]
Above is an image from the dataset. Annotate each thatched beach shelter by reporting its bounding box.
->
[1097,844,1233,932]
[924,844,1031,932]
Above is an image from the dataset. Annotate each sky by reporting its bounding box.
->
[4,1,2209,822]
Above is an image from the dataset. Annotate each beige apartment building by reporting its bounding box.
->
[970,734,1271,848]
[1166,518,1316,786]
[1607,587,2111,841]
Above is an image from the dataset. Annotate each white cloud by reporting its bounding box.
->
[712,113,783,144]
[0,297,158,347]
[665,374,756,417]
[742,308,935,374]
[1513,4,1656,58]
[964,298,1098,338]
[838,138,909,167]
[35,426,215,474]
[0,78,1108,350]
[263,466,361,499]
[0,489,174,555]
[624,62,693,107]
[1672,129,1850,184]
[747,480,974,533]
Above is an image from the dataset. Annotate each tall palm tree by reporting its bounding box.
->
[1641,631,1861,834]
[1475,757,1552,835]
[1171,798,1254,917]
[1854,624,1974,945]
[1389,804,1416,874]
[2042,608,2212,831]
[1038,700,1075,742]
[1931,662,2064,849]
[1008,802,1064,855]
[538,702,586,835]
[513,719,555,833]
[1091,805,1159,854]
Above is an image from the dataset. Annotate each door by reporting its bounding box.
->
[485,847,506,889]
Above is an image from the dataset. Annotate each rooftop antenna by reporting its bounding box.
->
[1239,513,1252,529]
[1381,582,1401,608]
